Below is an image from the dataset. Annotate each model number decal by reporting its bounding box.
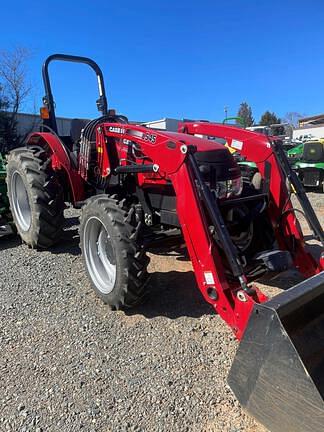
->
[142,132,157,143]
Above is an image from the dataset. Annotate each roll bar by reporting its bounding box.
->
[42,54,108,133]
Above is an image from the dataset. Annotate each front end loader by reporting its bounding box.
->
[180,120,324,430]
[6,54,324,432]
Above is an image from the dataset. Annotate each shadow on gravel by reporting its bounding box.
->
[257,270,304,290]
[147,245,189,260]
[50,229,81,256]
[50,216,81,256]
[64,216,80,228]
[127,270,214,319]
[0,234,21,250]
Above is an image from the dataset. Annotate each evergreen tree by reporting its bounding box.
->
[259,111,281,126]
[237,102,254,127]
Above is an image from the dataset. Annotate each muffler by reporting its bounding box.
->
[228,272,324,432]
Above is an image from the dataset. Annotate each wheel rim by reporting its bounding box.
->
[83,216,117,294]
[11,170,32,232]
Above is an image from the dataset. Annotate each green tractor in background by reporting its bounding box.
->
[287,142,304,159]
[288,139,324,192]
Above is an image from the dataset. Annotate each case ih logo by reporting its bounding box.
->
[108,126,126,134]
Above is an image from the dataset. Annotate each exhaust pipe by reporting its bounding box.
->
[228,272,324,432]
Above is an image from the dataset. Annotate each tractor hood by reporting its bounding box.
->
[163,131,242,183]
[194,148,241,181]
[163,130,230,153]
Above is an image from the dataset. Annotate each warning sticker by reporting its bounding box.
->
[204,271,215,285]
[231,139,243,150]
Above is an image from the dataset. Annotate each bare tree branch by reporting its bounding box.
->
[282,112,304,129]
[0,47,33,150]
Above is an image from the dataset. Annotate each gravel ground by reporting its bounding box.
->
[0,192,323,432]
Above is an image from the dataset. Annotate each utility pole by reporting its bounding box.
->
[224,106,228,120]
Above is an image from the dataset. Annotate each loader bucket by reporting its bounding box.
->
[228,272,324,432]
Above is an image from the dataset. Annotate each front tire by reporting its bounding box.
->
[6,146,64,248]
[80,195,150,308]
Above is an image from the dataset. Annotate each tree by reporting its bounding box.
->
[282,112,303,128]
[237,102,254,127]
[0,47,32,152]
[259,111,281,126]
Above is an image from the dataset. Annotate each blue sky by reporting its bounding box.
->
[1,0,323,122]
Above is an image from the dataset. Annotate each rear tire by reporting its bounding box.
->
[80,195,150,309]
[6,146,64,248]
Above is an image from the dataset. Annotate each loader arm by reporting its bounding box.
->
[180,121,324,275]
[102,123,268,339]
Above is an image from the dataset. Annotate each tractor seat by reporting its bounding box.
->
[70,118,91,144]
[69,118,90,168]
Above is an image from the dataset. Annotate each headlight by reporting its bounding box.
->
[214,176,243,199]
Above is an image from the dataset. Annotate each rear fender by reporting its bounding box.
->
[27,132,85,203]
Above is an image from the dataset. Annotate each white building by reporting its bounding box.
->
[15,112,72,137]
[292,114,324,141]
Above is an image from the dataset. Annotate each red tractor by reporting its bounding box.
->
[6,54,324,432]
